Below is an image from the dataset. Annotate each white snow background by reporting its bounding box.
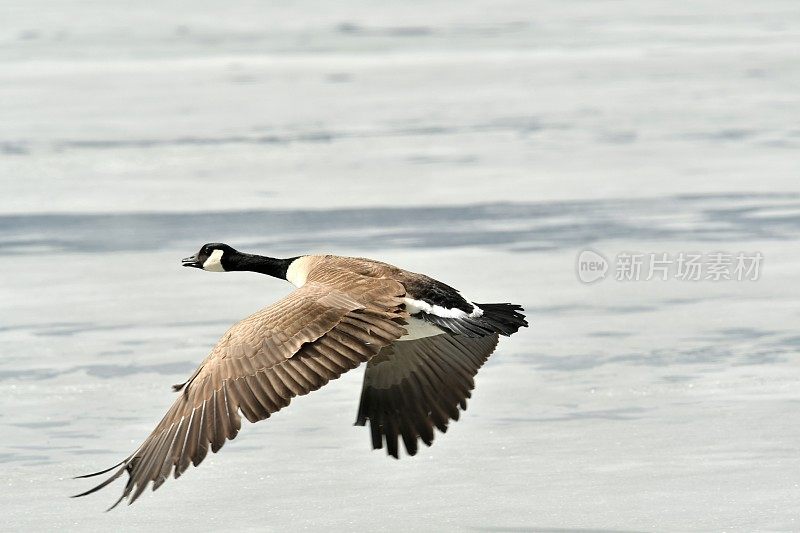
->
[1,1,799,531]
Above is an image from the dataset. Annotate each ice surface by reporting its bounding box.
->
[1,1,799,531]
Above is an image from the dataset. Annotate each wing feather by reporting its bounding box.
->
[355,333,499,458]
[75,275,406,506]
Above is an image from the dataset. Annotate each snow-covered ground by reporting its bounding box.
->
[1,1,799,530]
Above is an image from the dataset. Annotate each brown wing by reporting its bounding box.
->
[74,275,406,508]
[354,332,499,458]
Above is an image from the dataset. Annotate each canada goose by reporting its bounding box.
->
[74,243,527,508]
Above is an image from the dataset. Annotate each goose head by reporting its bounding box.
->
[182,243,238,272]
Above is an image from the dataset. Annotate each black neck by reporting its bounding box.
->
[227,253,296,280]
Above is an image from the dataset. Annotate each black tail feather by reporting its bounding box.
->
[475,303,528,336]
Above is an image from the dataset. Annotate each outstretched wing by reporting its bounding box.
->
[74,274,406,508]
[355,330,500,458]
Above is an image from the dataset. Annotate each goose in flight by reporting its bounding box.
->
[74,243,527,508]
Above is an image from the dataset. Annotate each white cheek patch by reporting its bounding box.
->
[403,297,483,318]
[202,249,226,272]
